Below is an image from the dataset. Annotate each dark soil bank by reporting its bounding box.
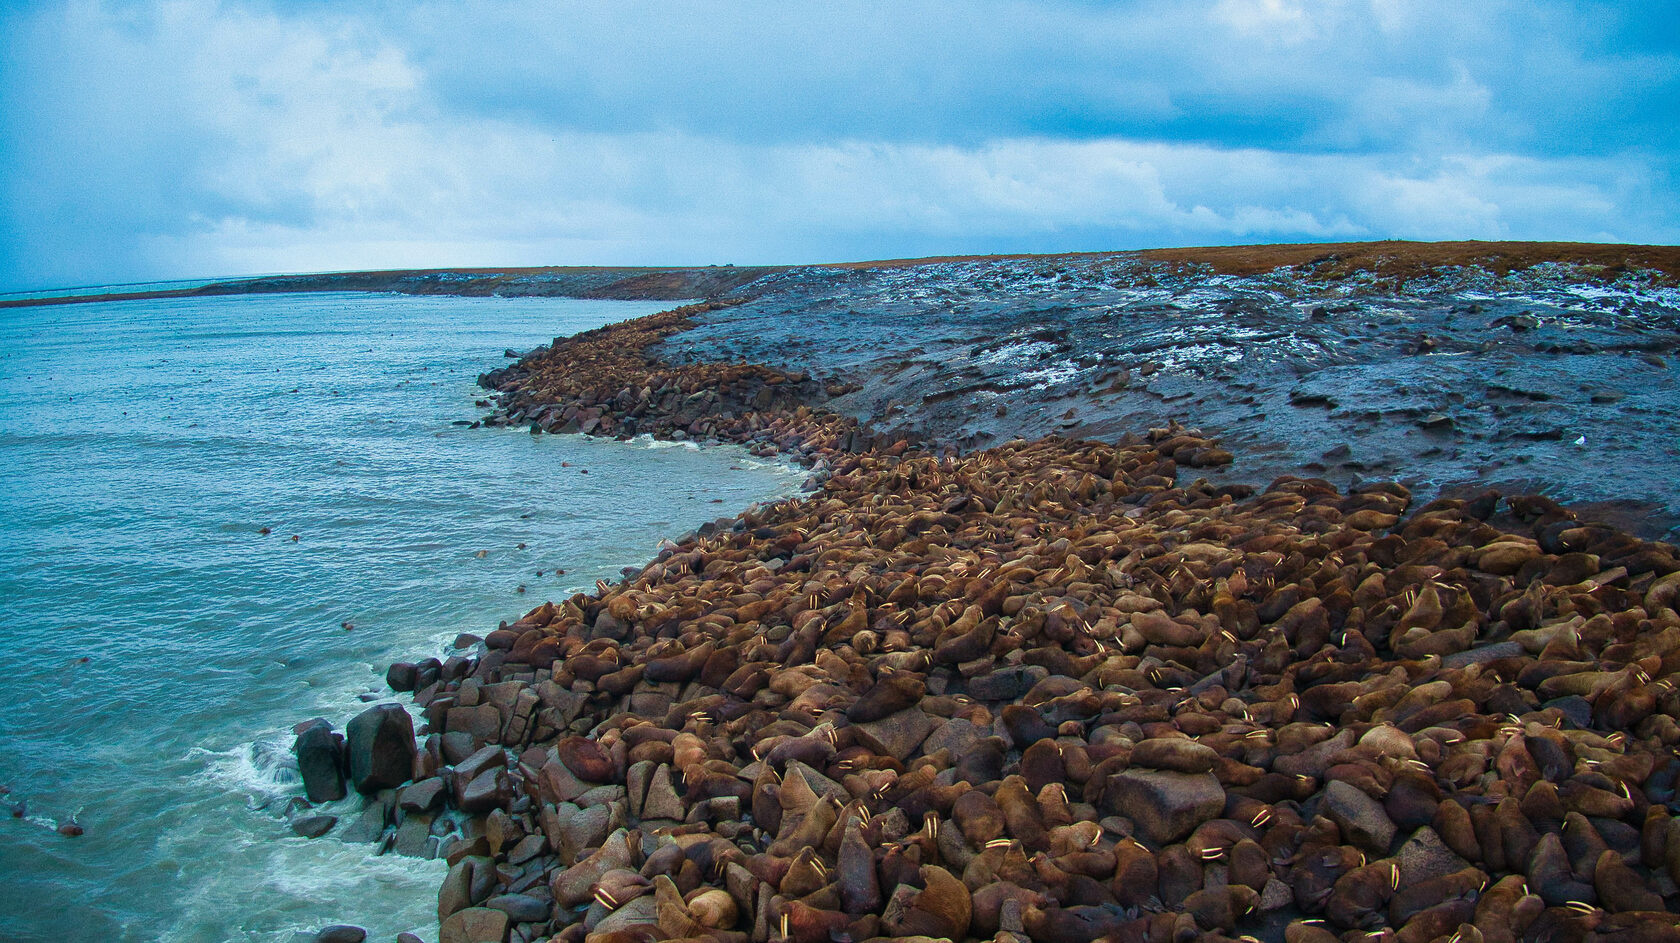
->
[283,243,1680,943]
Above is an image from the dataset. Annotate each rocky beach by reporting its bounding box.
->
[273,242,1680,943]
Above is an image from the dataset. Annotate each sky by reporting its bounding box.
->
[0,0,1676,291]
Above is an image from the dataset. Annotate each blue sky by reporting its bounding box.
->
[1,0,1676,290]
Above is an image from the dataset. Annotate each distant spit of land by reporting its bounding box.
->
[5,241,1677,309]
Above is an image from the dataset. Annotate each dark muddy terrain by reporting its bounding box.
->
[655,256,1680,539]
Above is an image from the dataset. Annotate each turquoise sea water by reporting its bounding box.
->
[0,293,806,942]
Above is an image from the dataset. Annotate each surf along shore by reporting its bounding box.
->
[290,242,1680,943]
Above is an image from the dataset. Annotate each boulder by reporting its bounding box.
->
[1396,826,1473,886]
[339,804,387,843]
[386,662,419,692]
[393,813,434,857]
[345,704,417,795]
[289,813,337,839]
[399,777,446,813]
[922,718,983,758]
[552,802,611,862]
[440,857,478,921]
[458,767,510,814]
[312,927,366,943]
[485,893,551,923]
[967,665,1049,702]
[1323,780,1397,855]
[851,708,936,762]
[439,906,508,943]
[293,721,346,803]
[1103,769,1225,845]
[639,764,685,821]
[445,705,502,743]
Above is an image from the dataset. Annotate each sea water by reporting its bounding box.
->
[0,292,807,942]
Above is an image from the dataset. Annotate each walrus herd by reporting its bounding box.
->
[305,300,1680,943]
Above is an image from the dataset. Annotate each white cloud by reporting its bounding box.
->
[0,0,1675,289]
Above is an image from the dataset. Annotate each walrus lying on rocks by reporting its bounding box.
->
[296,303,1680,942]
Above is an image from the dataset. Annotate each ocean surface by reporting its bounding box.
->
[0,292,807,942]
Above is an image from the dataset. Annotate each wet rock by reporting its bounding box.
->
[290,813,337,839]
[394,813,434,857]
[312,927,366,943]
[386,662,419,692]
[293,720,346,803]
[399,777,445,813]
[1103,769,1224,845]
[340,803,387,843]
[346,704,417,795]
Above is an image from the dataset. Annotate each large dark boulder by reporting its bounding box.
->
[345,703,417,794]
[1102,769,1225,846]
[293,720,346,802]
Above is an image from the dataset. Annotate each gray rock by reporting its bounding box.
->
[339,803,387,843]
[1396,826,1473,886]
[399,777,446,813]
[921,718,982,758]
[397,934,426,943]
[638,764,685,821]
[626,759,654,819]
[386,662,419,692]
[345,704,417,795]
[555,802,611,862]
[438,906,507,943]
[506,833,548,865]
[851,708,935,762]
[458,767,510,814]
[446,704,503,742]
[575,784,626,809]
[294,721,346,803]
[394,813,434,857]
[312,927,366,943]
[967,665,1049,701]
[485,893,551,923]
[290,814,337,839]
[440,857,476,922]
[453,746,507,791]
[1102,769,1225,846]
[440,731,479,765]
[1322,779,1397,855]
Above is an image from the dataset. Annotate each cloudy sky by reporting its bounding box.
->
[0,0,1676,290]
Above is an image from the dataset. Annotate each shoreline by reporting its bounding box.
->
[289,249,1680,942]
[6,239,1677,311]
